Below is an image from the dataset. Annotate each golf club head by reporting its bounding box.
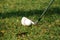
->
[21,17,35,26]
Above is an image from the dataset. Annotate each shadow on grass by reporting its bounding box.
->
[0,7,60,19]
[0,10,43,19]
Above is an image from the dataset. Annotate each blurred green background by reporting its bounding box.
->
[0,0,60,40]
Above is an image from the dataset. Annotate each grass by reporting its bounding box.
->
[0,0,60,40]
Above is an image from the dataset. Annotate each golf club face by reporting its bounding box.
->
[21,17,35,26]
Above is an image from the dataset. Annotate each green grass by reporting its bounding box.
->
[0,0,60,40]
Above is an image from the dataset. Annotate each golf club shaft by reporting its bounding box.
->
[37,0,54,22]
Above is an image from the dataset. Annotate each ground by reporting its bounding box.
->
[0,0,60,40]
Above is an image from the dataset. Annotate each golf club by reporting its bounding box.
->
[21,0,54,26]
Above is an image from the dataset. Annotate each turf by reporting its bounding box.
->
[0,0,60,40]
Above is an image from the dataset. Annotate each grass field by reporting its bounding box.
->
[0,0,60,40]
